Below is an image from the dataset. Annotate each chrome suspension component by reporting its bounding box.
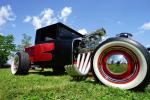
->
[65,52,91,77]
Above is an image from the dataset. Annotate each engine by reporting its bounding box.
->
[72,28,106,63]
[76,28,106,53]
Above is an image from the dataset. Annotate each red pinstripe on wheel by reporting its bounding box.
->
[97,46,140,84]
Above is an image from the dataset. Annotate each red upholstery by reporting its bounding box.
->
[25,43,55,62]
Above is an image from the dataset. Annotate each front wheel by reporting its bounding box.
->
[92,37,150,90]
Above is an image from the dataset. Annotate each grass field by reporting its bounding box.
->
[0,68,150,100]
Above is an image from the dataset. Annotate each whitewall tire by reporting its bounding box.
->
[11,52,30,75]
[92,37,150,90]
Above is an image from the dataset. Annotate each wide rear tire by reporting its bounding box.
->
[11,52,30,75]
[92,37,150,90]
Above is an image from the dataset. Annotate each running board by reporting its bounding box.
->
[65,52,91,76]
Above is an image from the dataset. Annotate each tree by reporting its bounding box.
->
[16,33,32,51]
[0,34,16,65]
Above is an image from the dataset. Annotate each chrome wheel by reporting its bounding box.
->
[11,55,19,74]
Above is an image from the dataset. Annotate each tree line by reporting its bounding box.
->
[0,33,32,66]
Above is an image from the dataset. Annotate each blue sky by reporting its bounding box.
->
[0,0,150,47]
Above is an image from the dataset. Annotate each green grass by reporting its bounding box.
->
[0,68,150,100]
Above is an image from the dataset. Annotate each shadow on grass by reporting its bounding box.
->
[29,70,55,76]
[68,76,147,92]
[87,79,146,92]
[0,64,10,68]
[29,69,67,76]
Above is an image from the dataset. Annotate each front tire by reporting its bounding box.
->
[92,37,150,90]
[11,52,30,75]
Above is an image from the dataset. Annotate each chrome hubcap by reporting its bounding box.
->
[106,54,128,75]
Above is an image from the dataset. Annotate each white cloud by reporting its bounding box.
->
[40,8,57,26]
[0,5,16,27]
[24,7,72,29]
[32,16,42,29]
[24,16,32,22]
[78,28,88,35]
[0,32,3,35]
[25,8,57,29]
[140,22,150,30]
[60,7,72,22]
